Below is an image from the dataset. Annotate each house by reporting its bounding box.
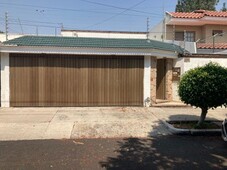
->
[149,10,227,54]
[0,35,183,107]
[61,30,147,39]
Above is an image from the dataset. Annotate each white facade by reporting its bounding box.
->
[148,20,164,41]
[144,56,151,106]
[172,56,227,101]
[61,30,147,39]
[1,53,10,107]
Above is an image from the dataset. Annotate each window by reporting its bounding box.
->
[175,32,184,41]
[186,32,195,42]
[175,31,195,42]
[212,30,223,36]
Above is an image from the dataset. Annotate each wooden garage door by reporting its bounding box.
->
[10,54,144,106]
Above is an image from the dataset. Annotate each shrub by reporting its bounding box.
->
[178,62,227,127]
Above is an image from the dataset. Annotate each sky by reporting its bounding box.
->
[0,0,226,35]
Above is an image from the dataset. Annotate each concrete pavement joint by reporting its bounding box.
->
[70,122,76,139]
[43,109,59,134]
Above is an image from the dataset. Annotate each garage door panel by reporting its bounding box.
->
[10,54,143,106]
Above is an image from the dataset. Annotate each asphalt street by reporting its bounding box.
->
[0,136,226,170]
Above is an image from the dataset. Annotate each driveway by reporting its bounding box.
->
[0,107,169,141]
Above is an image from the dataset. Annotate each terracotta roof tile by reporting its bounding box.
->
[197,43,227,49]
[170,10,227,19]
[205,11,227,17]
[170,12,204,19]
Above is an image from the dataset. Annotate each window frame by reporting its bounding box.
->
[212,30,223,36]
[175,31,195,42]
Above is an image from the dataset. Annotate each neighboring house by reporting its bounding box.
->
[149,10,227,54]
[61,29,147,39]
[149,10,227,101]
[0,35,183,107]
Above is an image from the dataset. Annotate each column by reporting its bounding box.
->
[1,53,10,107]
[150,57,157,105]
[144,56,151,107]
[165,58,173,101]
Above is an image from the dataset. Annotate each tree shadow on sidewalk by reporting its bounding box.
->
[100,132,227,170]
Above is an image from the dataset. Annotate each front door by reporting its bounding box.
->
[156,59,166,100]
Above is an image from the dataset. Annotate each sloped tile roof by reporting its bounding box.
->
[3,35,184,53]
[197,43,227,49]
[170,10,227,19]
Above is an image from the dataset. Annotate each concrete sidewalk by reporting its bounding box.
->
[0,107,168,141]
[0,107,226,141]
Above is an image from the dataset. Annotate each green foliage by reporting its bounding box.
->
[175,0,220,12]
[221,2,227,11]
[178,62,227,109]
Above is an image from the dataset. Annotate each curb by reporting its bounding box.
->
[151,104,191,108]
[161,120,221,136]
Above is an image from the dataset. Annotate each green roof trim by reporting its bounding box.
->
[3,36,184,53]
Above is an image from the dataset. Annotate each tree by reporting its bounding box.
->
[178,62,227,127]
[175,0,220,12]
[221,2,227,11]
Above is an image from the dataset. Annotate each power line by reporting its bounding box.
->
[8,27,21,34]
[0,17,171,34]
[0,18,61,29]
[84,0,148,29]
[0,2,103,13]
[0,16,62,32]
[7,22,61,35]
[0,2,161,17]
[9,18,62,26]
[0,19,179,34]
[81,0,160,16]
[8,22,61,28]
[0,17,157,34]
[18,18,24,34]
[0,2,164,33]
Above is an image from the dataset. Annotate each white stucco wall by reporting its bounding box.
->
[172,57,227,101]
[148,20,164,41]
[61,31,147,39]
[144,56,151,106]
[1,53,10,107]
[184,58,227,72]
[0,33,23,42]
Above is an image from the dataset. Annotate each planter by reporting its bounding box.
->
[162,120,221,136]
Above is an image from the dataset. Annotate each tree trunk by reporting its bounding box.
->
[197,107,208,127]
